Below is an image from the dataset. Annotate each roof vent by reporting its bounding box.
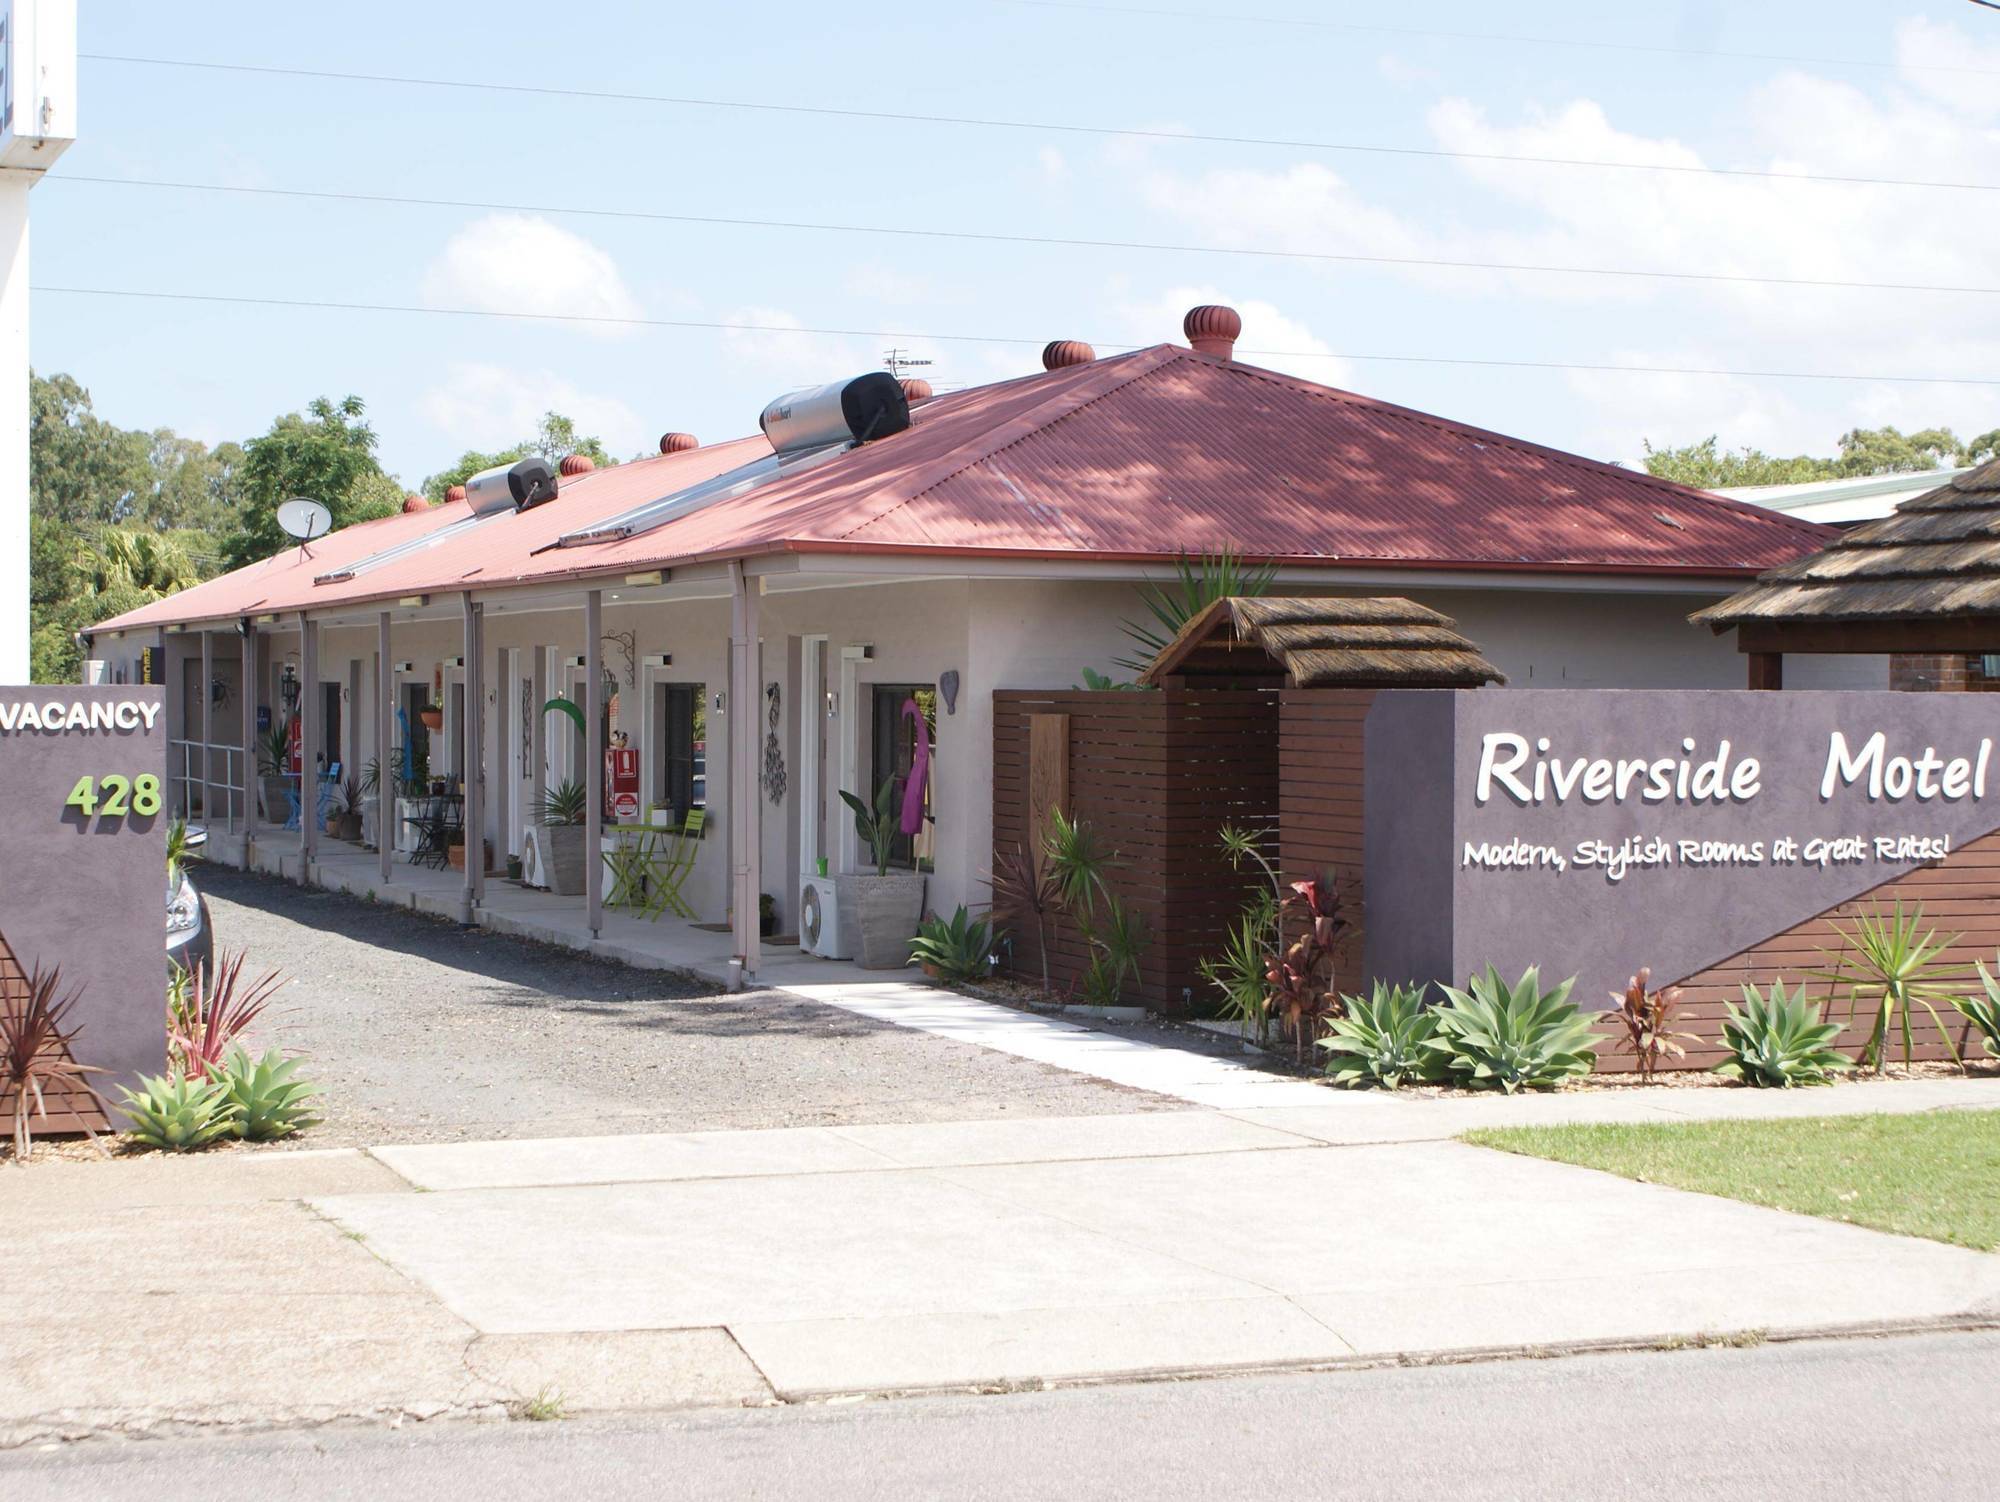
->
[899,376,934,402]
[401,494,429,514]
[1183,304,1242,361]
[1043,340,1095,370]
[759,372,910,456]
[558,453,596,477]
[446,483,468,504]
[659,431,699,454]
[464,456,558,517]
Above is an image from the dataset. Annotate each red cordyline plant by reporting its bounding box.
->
[3,963,110,1159]
[1604,967,1700,1081]
[1266,878,1348,1067]
[170,950,287,1077]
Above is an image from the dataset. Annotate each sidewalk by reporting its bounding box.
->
[8,1080,1997,1445]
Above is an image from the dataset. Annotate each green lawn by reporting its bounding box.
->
[1462,1110,2000,1252]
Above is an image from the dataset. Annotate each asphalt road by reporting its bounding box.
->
[199,867,1168,1145]
[7,1332,1993,1500]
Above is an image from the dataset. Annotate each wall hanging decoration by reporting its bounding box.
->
[603,630,637,689]
[519,680,534,776]
[939,670,960,715]
[762,681,787,805]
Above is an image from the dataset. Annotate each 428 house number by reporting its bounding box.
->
[65,774,163,820]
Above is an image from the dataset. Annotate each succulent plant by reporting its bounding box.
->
[1716,980,1853,1088]
[908,905,1000,983]
[117,1070,239,1151]
[1319,981,1441,1089]
[1432,965,1597,1093]
[1958,960,2000,1061]
[213,1047,322,1141]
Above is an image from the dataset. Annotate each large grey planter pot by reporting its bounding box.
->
[541,824,587,896]
[836,871,927,969]
[259,776,291,823]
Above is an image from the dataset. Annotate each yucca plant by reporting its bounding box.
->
[117,1069,239,1151]
[1318,981,1441,1089]
[538,778,588,827]
[169,950,286,1077]
[1815,899,1968,1073]
[1199,889,1278,1045]
[1075,895,1148,1007]
[1715,980,1852,1088]
[1603,967,1701,1081]
[1432,965,1596,1093]
[2,964,110,1158]
[908,905,1001,983]
[1112,547,1277,673]
[212,1047,322,1141]
[1956,960,2000,1062]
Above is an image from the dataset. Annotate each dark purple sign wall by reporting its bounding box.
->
[1364,690,2000,1008]
[0,687,166,1103]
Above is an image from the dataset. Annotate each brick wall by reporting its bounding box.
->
[1889,652,2000,692]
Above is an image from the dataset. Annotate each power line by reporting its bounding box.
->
[50,174,2000,298]
[34,283,2000,388]
[996,0,2000,78]
[76,52,2000,194]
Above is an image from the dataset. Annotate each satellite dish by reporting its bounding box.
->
[276,498,333,557]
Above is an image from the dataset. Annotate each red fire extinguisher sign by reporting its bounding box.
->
[606,747,640,821]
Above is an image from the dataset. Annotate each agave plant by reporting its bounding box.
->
[1318,981,1440,1089]
[1815,899,1968,1073]
[1956,960,2000,1062]
[1715,980,1852,1088]
[117,1069,239,1151]
[908,905,1002,984]
[538,778,588,827]
[212,1047,322,1141]
[2,963,110,1158]
[1432,965,1596,1093]
[1603,967,1701,1081]
[1112,547,1277,674]
[169,950,286,1077]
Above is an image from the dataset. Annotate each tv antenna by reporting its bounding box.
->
[276,497,333,559]
[882,347,934,379]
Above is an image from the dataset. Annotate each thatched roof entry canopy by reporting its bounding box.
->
[1138,596,1506,688]
[1692,458,2000,644]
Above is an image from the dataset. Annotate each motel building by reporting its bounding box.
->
[80,302,1894,985]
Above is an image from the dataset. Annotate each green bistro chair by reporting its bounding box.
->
[646,807,705,921]
[604,831,656,911]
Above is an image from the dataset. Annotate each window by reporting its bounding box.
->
[654,682,707,826]
[870,685,936,871]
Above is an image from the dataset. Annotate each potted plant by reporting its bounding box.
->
[332,774,363,840]
[527,778,588,894]
[419,699,444,732]
[759,892,778,938]
[255,722,292,823]
[836,777,927,969]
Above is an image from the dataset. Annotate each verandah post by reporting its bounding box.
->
[378,611,392,885]
[586,589,604,939]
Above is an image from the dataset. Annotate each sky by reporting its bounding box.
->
[29,2,2000,493]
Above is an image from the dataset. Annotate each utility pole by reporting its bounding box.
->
[1,2,77,683]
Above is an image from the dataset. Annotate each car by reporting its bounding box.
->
[167,823,213,988]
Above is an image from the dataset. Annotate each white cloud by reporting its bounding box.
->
[717,306,881,390]
[1895,16,2000,122]
[1038,146,1069,181]
[419,361,646,458]
[420,214,642,336]
[843,262,938,306]
[1115,284,1355,388]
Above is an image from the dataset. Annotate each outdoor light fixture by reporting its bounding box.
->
[826,690,839,720]
[279,663,300,711]
[255,613,278,625]
[447,657,465,669]
[645,653,673,668]
[713,691,726,713]
[393,661,414,674]
[398,595,429,609]
[568,654,587,668]
[236,618,253,637]
[624,570,666,587]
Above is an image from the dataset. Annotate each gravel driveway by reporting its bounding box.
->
[201,869,1169,1146]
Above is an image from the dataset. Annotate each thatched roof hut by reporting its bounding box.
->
[1138,596,1505,688]
[1690,459,2000,682]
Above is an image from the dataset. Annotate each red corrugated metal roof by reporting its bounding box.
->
[95,343,1832,634]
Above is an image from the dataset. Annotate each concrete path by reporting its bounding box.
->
[315,1097,2000,1402]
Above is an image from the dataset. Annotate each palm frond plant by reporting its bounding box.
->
[1076,895,1148,1008]
[1199,889,1278,1044]
[838,776,901,876]
[1432,965,1596,1093]
[165,814,200,876]
[2,964,110,1159]
[1111,547,1277,674]
[169,950,286,1078]
[1715,980,1851,1088]
[1956,959,2000,1061]
[1603,967,1701,1081]
[255,722,291,778]
[1814,899,1969,1073]
[1318,981,1441,1089]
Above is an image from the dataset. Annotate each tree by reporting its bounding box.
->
[222,395,399,568]
[1644,424,2000,489]
[29,371,155,527]
[1640,437,1833,488]
[420,411,619,502]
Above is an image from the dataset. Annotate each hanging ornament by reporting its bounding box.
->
[761,681,787,805]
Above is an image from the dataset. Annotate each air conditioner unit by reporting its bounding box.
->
[798,874,851,959]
